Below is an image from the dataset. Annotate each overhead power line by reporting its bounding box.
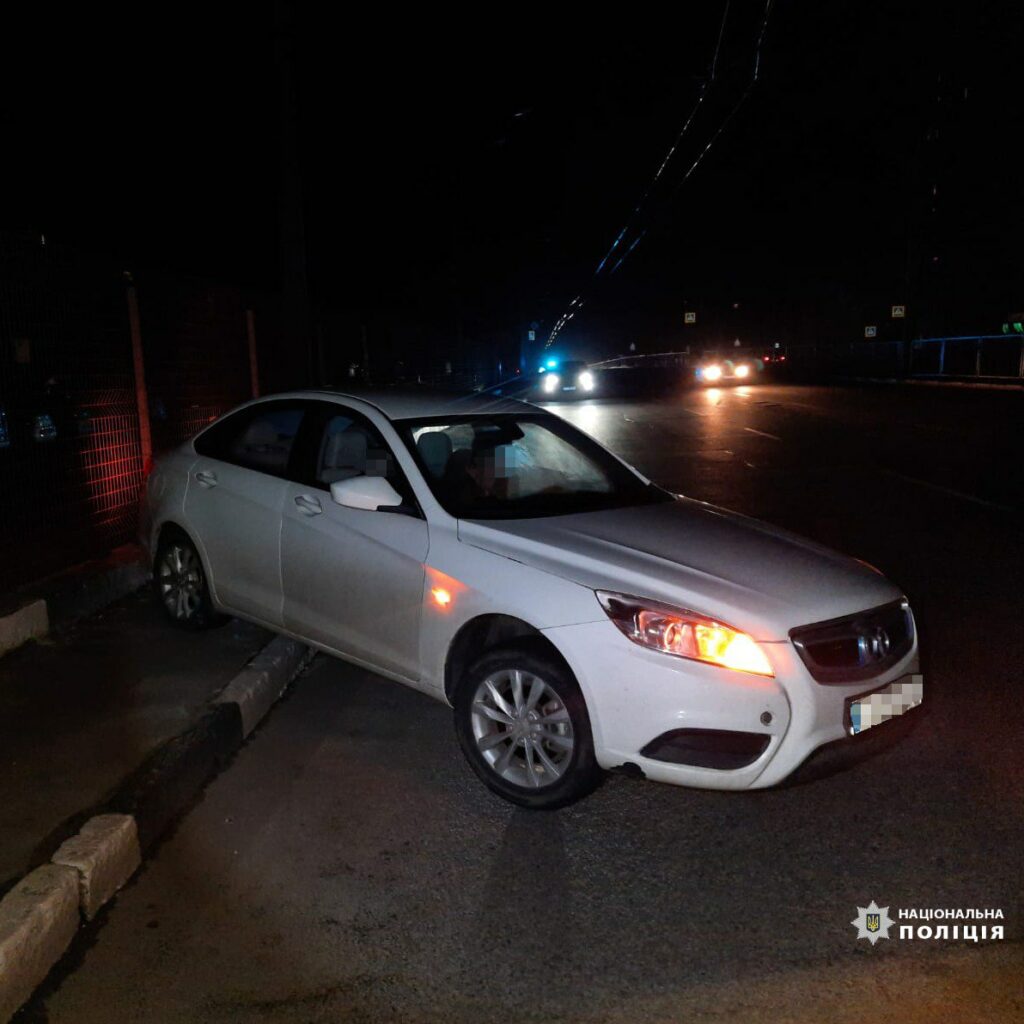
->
[593,0,732,279]
[544,0,774,351]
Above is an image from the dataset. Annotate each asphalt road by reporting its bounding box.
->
[31,383,1024,1023]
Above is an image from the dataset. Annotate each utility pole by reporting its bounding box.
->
[245,309,260,397]
[126,279,153,472]
[275,0,313,386]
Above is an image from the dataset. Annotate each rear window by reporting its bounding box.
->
[194,404,305,477]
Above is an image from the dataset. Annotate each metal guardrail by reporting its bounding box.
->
[909,335,1024,379]
[788,334,1024,382]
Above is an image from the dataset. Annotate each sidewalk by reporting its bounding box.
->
[0,587,270,889]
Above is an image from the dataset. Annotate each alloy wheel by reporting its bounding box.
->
[157,543,204,622]
[470,668,575,789]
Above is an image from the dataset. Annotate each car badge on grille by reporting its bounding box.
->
[858,626,892,664]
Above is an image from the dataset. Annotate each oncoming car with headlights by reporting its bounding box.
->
[695,353,758,385]
[141,389,923,808]
[537,359,596,398]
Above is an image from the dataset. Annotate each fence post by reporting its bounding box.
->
[245,309,260,398]
[126,284,152,471]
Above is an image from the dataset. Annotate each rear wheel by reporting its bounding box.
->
[454,643,600,809]
[154,533,225,630]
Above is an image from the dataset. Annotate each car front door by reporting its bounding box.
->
[280,402,429,680]
[185,400,306,625]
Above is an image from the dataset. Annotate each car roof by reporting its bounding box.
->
[280,387,535,421]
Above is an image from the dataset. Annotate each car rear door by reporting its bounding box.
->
[280,400,428,680]
[185,400,307,625]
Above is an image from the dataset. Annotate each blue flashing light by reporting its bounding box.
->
[546,358,558,369]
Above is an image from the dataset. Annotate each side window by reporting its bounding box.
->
[313,410,416,507]
[195,404,305,477]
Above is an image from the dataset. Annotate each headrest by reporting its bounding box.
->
[325,429,367,470]
[242,419,278,448]
[417,431,453,477]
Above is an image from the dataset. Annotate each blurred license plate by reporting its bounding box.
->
[848,675,923,735]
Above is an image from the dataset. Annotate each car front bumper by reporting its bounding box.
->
[543,618,921,790]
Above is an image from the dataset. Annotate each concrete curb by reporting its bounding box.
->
[0,600,48,660]
[216,635,310,738]
[0,549,148,660]
[51,816,141,922]
[0,634,312,1022]
[0,865,79,1023]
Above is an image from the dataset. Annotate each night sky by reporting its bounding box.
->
[3,2,1022,368]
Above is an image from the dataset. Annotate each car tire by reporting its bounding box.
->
[453,641,601,809]
[154,532,226,630]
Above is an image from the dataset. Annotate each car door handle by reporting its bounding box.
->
[195,470,218,487]
[294,494,323,516]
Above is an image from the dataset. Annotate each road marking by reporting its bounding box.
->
[743,427,782,441]
[879,470,1016,514]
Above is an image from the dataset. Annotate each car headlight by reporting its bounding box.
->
[703,364,722,381]
[578,370,595,391]
[734,363,750,378]
[596,591,774,676]
[543,373,561,393]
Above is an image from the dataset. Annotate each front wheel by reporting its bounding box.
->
[453,643,600,809]
[154,533,225,630]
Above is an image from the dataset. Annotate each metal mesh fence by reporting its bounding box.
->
[0,234,142,589]
[0,232,287,591]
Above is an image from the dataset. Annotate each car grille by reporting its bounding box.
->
[790,599,914,684]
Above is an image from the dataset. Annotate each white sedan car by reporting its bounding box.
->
[141,389,922,808]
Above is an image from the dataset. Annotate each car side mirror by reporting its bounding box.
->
[330,475,403,511]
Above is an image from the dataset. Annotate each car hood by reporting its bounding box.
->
[457,498,901,641]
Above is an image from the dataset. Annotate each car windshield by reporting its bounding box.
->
[397,413,671,519]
